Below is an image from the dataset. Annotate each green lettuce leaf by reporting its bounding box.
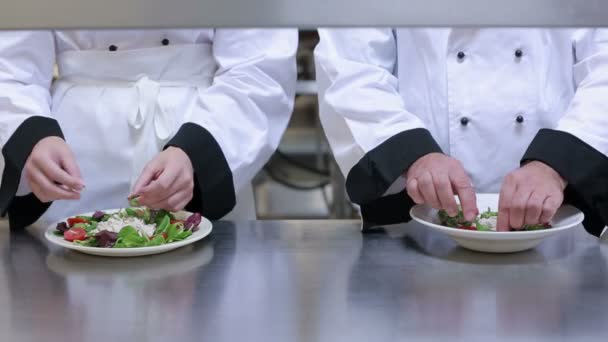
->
[74,237,98,247]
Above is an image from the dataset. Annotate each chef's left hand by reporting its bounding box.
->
[131,147,194,212]
[496,161,567,231]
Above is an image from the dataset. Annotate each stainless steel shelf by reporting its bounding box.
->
[296,81,318,95]
[2,0,608,29]
[278,127,328,154]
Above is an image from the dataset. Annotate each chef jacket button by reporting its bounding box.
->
[460,117,469,126]
[457,51,466,60]
[515,49,523,58]
[162,38,170,46]
[108,45,118,51]
[516,115,524,123]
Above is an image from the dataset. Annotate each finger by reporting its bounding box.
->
[39,162,83,191]
[28,168,80,202]
[509,186,533,230]
[141,176,191,208]
[170,197,192,213]
[524,191,545,225]
[434,173,458,216]
[539,194,563,224]
[132,160,163,197]
[138,167,181,205]
[147,189,193,212]
[406,178,424,204]
[449,164,477,221]
[58,148,84,185]
[497,175,517,232]
[29,181,50,203]
[417,172,441,209]
[142,170,193,206]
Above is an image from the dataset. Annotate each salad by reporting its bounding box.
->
[53,200,202,248]
[438,207,551,232]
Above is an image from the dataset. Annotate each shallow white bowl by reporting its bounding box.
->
[45,209,212,257]
[410,193,584,253]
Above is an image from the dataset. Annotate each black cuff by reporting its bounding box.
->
[0,116,63,229]
[345,128,442,205]
[166,123,236,220]
[360,190,415,231]
[522,129,608,237]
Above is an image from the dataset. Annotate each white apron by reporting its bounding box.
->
[17,44,256,225]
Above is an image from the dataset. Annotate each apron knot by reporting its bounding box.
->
[55,43,216,189]
[130,76,174,142]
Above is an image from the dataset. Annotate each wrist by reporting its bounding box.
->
[34,135,64,148]
[527,161,568,190]
[405,152,445,177]
[166,146,193,172]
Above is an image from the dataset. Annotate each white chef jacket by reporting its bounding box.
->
[315,29,608,235]
[0,29,297,228]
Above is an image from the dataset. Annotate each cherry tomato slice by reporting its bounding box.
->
[67,217,88,227]
[64,228,87,242]
[459,225,477,231]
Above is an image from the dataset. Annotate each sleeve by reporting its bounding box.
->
[165,29,298,219]
[522,29,608,237]
[0,31,62,228]
[314,29,442,227]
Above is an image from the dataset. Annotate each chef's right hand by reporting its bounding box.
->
[24,136,84,202]
[406,153,478,221]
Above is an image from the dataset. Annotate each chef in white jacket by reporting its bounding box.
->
[0,30,297,229]
[315,29,607,235]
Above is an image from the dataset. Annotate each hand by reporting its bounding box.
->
[131,147,194,212]
[24,136,84,202]
[497,161,567,231]
[406,153,478,221]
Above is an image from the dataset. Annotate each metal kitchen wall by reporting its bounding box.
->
[1,0,608,28]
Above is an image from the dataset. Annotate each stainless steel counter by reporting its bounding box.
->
[0,220,607,341]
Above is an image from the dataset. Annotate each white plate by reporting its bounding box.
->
[410,193,584,253]
[44,209,213,257]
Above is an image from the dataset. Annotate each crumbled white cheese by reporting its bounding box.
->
[478,216,498,231]
[93,216,156,237]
